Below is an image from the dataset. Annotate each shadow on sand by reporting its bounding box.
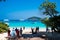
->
[22,32,60,40]
[7,32,60,40]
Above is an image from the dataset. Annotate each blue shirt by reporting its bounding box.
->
[11,29,16,37]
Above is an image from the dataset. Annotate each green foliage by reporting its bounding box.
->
[41,15,60,32]
[49,15,60,32]
[41,18,52,27]
[40,0,59,17]
[41,2,56,9]
[39,0,59,32]
[0,22,9,33]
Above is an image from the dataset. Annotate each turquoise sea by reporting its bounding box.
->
[0,20,46,31]
[5,20,46,29]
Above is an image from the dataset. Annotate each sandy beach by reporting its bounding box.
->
[0,33,7,40]
[0,28,60,40]
[0,28,46,40]
[0,32,45,40]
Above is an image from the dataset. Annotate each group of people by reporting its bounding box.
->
[31,27,39,34]
[8,28,23,38]
[7,27,39,38]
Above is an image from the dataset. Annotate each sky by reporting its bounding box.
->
[0,0,60,20]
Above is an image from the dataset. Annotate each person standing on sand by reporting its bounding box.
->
[31,28,34,34]
[20,28,22,36]
[8,28,11,36]
[15,28,18,35]
[23,27,25,30]
[11,28,16,37]
[36,27,39,33]
[17,29,19,37]
[15,28,19,37]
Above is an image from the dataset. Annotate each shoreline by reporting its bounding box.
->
[9,27,46,31]
[9,27,46,34]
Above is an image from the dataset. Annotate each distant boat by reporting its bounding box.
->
[20,19,24,21]
[4,19,9,22]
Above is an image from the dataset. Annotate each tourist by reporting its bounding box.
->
[46,27,49,32]
[15,28,19,37]
[10,28,16,37]
[20,28,22,36]
[23,27,25,30]
[8,28,11,36]
[15,28,17,31]
[34,28,37,34]
[17,29,19,37]
[15,28,18,35]
[36,27,39,33]
[31,28,34,34]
